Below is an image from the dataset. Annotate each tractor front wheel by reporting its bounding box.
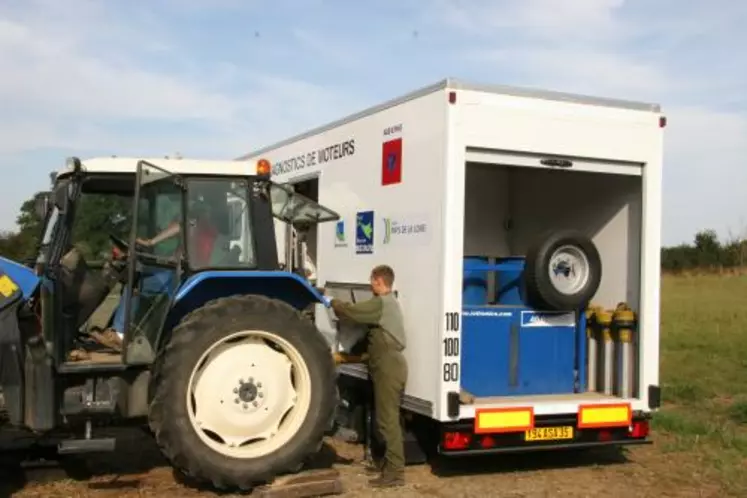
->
[148,294,336,491]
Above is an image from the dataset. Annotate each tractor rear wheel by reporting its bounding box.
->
[148,294,336,491]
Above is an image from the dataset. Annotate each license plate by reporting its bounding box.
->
[525,426,574,442]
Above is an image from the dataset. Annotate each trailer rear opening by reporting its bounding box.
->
[439,154,652,454]
[460,161,642,395]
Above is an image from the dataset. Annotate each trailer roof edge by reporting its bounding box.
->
[236,78,661,161]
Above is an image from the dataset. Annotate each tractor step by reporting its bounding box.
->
[254,469,343,498]
[58,437,116,455]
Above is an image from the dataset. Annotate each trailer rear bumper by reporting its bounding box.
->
[437,414,651,456]
[438,438,651,457]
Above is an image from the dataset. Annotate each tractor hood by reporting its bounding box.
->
[0,256,40,309]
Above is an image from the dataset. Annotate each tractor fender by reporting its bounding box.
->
[162,271,328,344]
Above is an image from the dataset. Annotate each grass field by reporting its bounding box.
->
[654,273,747,494]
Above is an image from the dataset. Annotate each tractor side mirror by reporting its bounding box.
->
[33,192,50,220]
[109,213,127,228]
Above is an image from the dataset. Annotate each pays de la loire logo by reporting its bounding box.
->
[334,220,347,247]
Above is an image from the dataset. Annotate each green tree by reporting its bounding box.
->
[70,193,132,260]
[0,189,133,263]
[0,195,46,262]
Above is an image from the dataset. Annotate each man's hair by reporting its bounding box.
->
[371,264,395,287]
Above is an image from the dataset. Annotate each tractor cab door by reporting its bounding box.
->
[121,161,185,365]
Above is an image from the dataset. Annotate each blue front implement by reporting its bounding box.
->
[0,256,40,302]
[460,257,587,397]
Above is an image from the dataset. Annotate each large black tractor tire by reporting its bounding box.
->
[524,230,602,311]
[148,294,336,491]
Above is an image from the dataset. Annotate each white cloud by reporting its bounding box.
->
[0,0,366,229]
[0,1,359,156]
[426,0,747,244]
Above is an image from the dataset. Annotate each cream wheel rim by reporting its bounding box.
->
[186,329,312,459]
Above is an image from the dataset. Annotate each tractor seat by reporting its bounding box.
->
[59,247,123,332]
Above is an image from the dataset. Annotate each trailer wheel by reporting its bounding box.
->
[148,294,336,491]
[524,231,602,311]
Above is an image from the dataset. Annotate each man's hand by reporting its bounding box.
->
[330,298,344,313]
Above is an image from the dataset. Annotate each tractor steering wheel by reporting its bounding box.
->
[109,233,130,253]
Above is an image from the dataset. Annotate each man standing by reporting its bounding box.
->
[330,264,408,489]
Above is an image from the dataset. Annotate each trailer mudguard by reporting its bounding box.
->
[164,270,328,334]
[0,268,27,426]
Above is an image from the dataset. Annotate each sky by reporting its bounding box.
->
[0,0,745,246]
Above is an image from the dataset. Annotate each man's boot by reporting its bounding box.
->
[361,458,384,475]
[368,466,404,488]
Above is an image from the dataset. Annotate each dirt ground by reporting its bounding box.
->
[0,427,731,498]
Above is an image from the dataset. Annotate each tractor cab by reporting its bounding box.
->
[30,157,337,370]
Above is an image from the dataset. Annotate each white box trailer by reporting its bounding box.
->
[237,78,664,457]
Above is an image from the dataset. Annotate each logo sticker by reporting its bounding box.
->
[381,138,403,186]
[381,215,430,246]
[520,311,576,328]
[0,275,19,298]
[383,218,392,244]
[356,211,374,254]
[334,220,347,247]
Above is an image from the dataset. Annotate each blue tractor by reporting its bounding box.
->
[0,156,340,490]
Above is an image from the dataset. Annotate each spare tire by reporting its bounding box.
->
[524,230,602,311]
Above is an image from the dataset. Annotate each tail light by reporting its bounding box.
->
[598,430,614,442]
[443,431,471,450]
[480,435,496,448]
[629,420,649,438]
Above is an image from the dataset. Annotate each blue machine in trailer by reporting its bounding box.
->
[461,256,588,398]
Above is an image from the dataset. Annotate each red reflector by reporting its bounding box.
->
[480,435,496,448]
[443,431,471,450]
[659,116,667,128]
[630,420,649,438]
[448,91,457,104]
[598,430,614,442]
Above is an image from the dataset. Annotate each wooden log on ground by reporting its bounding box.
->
[254,469,343,498]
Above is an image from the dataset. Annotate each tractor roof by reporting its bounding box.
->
[55,156,264,179]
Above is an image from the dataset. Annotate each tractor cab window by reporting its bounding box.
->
[70,187,134,263]
[185,178,254,270]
